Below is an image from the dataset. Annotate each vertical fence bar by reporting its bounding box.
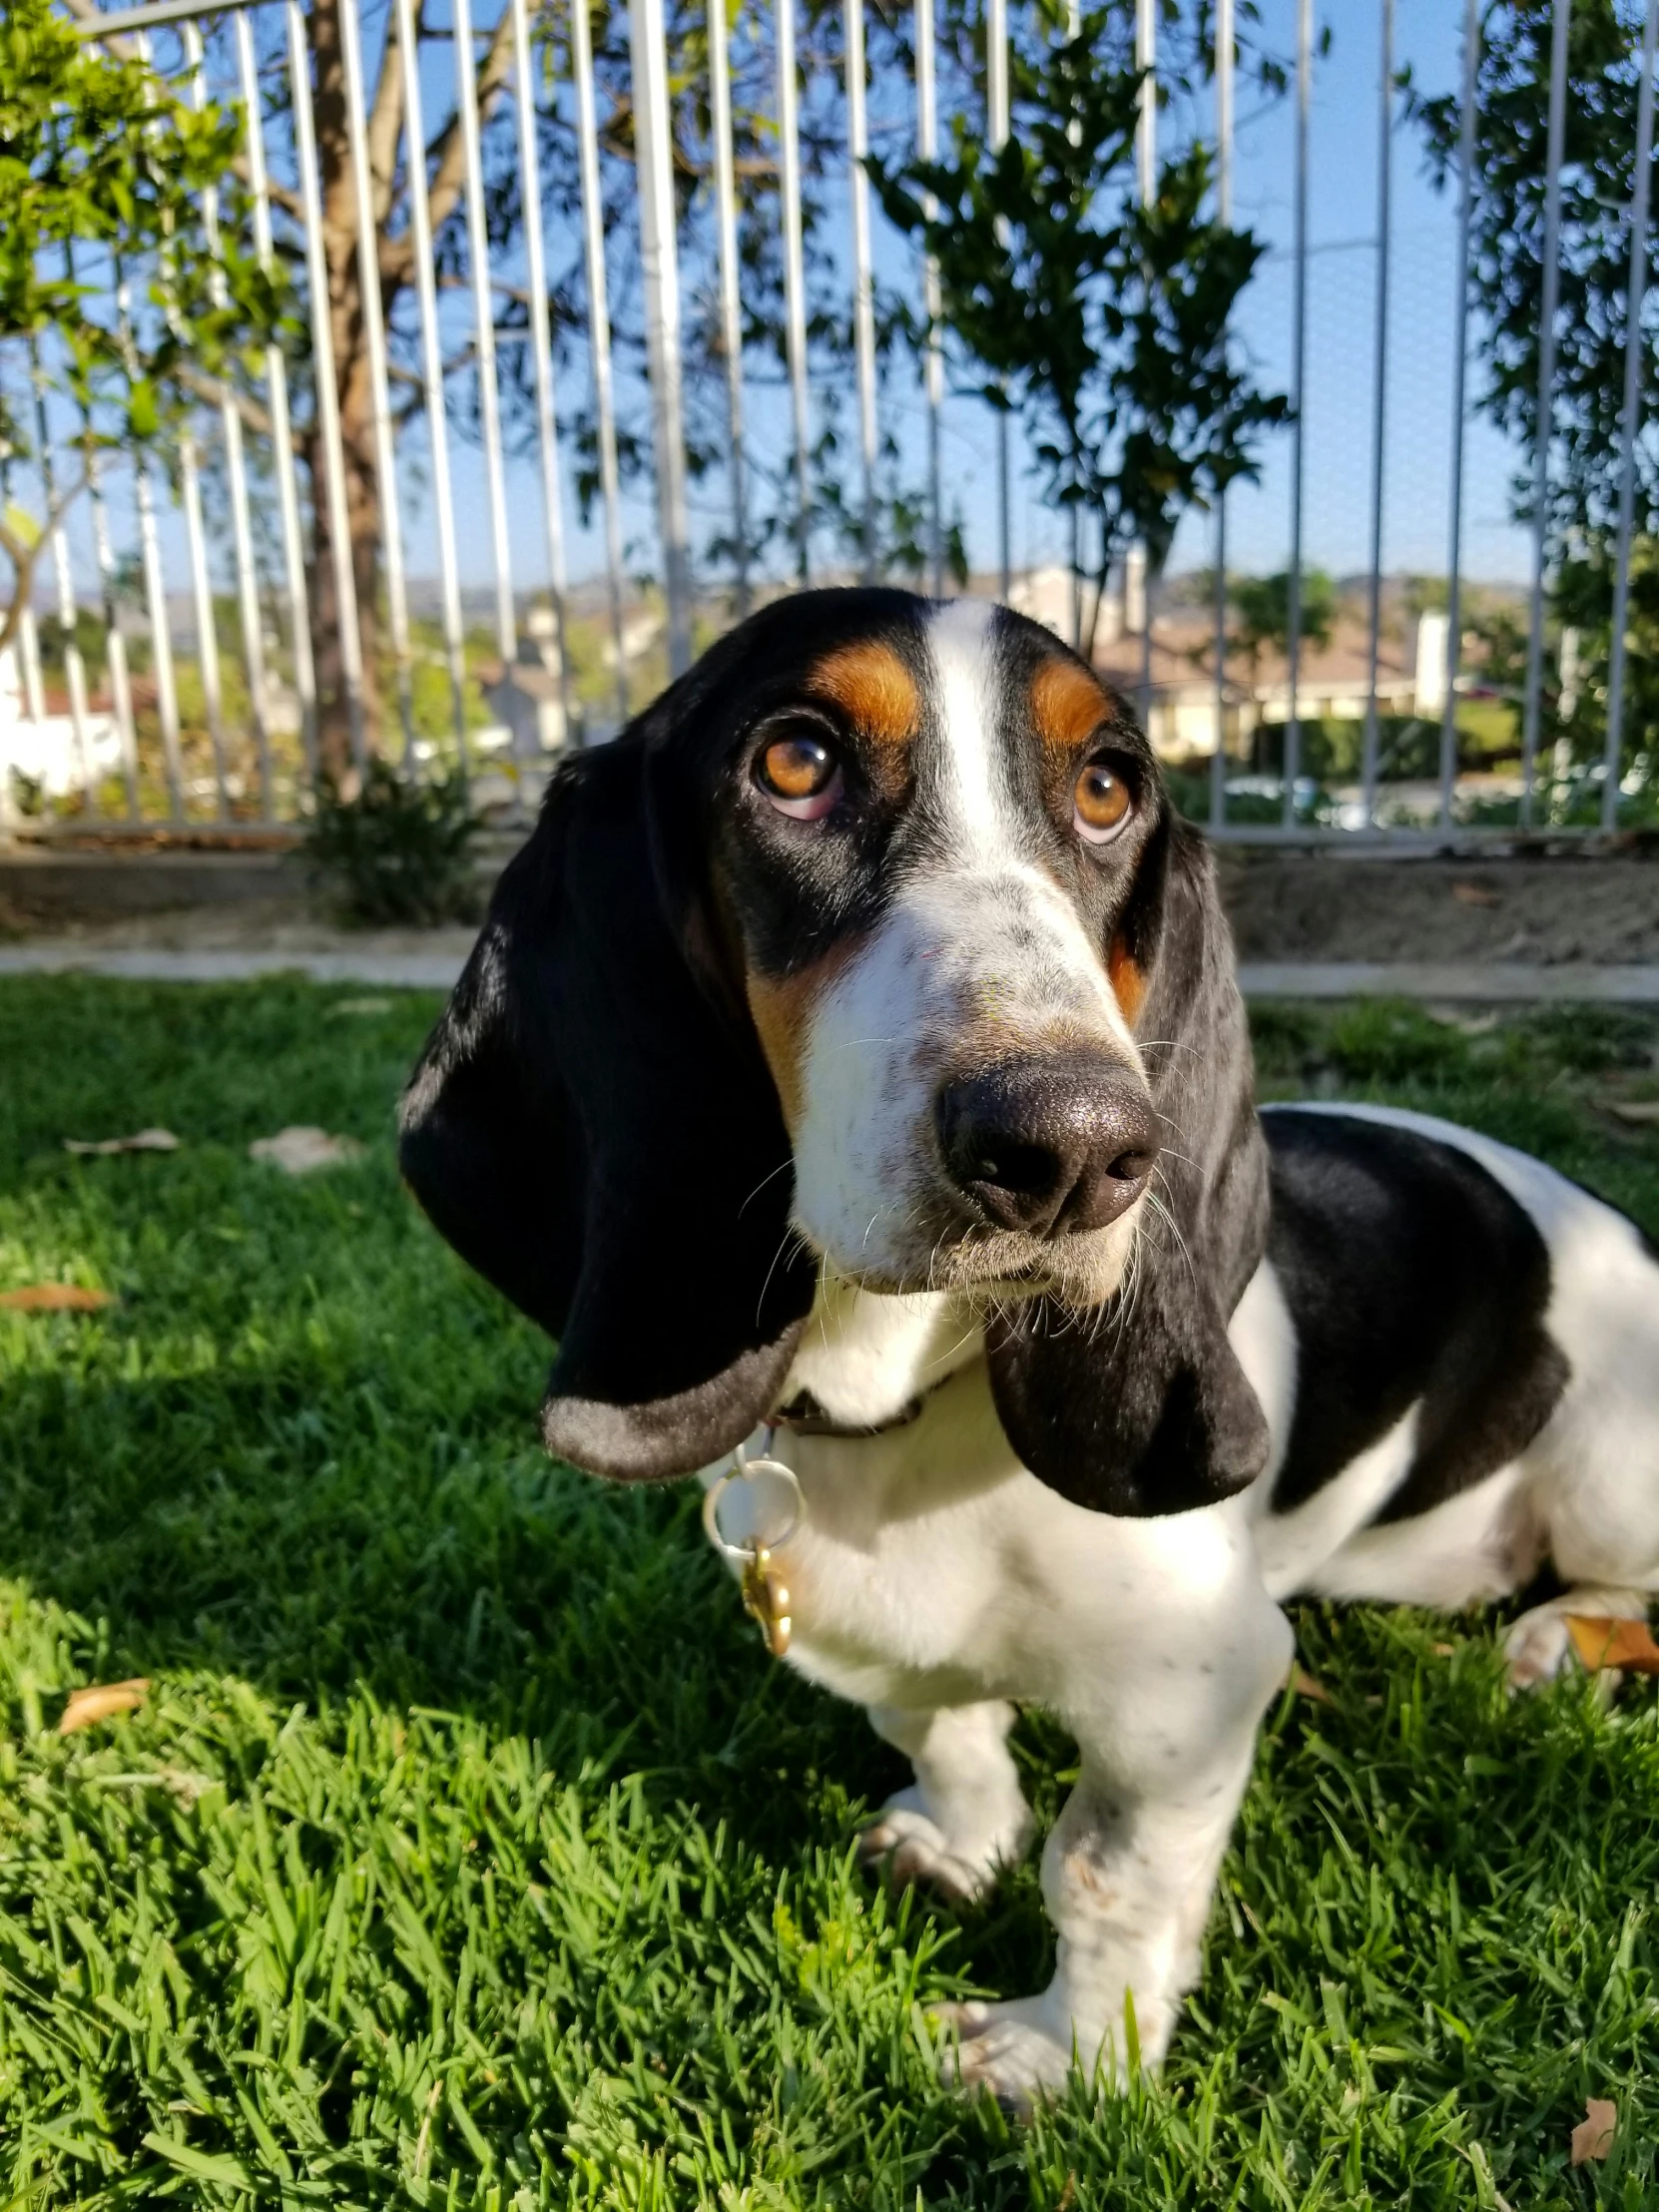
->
[83,415,140,818]
[17,612,45,724]
[394,0,472,773]
[1067,0,1081,646]
[30,343,95,815]
[1361,0,1392,828]
[1521,0,1570,826]
[987,0,1010,601]
[571,0,630,726]
[778,0,812,579]
[339,0,415,763]
[288,0,368,776]
[630,0,694,676]
[709,0,750,614]
[845,0,878,582]
[1601,0,1658,830]
[238,9,315,789]
[915,0,943,596]
[1439,0,1479,831]
[513,0,574,742]
[455,0,519,673]
[1209,0,1233,830]
[117,248,186,822]
[1136,0,1155,728]
[178,29,232,816]
[178,420,231,812]
[1283,0,1311,828]
[188,21,271,818]
[133,448,183,819]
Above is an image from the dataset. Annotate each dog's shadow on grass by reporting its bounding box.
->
[0,1318,1059,1994]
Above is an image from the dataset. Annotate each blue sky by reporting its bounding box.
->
[58,1,1536,622]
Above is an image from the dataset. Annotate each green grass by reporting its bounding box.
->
[3,979,1659,2208]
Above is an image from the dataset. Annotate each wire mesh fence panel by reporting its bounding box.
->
[2,0,1655,840]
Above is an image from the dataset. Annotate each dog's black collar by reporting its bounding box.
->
[768,1386,928,1438]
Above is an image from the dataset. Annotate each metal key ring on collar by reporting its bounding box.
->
[702,1448,804,1562]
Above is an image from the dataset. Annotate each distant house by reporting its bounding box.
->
[480,606,569,761]
[1094,612,1442,763]
[0,643,125,806]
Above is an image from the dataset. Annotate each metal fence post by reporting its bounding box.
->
[571,0,631,727]
[987,0,1010,603]
[629,0,693,676]
[778,0,813,580]
[1439,0,1479,832]
[1209,0,1233,830]
[1521,0,1571,825]
[1602,0,1659,830]
[709,0,751,614]
[339,0,416,766]
[1284,0,1311,829]
[394,0,472,778]
[1362,0,1393,830]
[916,0,944,598]
[845,0,878,582]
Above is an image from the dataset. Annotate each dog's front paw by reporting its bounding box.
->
[856,1804,991,1905]
[935,1997,1090,2115]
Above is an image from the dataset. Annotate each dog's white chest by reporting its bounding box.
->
[705,1360,1256,1718]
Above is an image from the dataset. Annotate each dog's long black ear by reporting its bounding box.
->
[398,736,817,1482]
[984,817,1271,1516]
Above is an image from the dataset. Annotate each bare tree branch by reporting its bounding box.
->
[0,472,91,657]
[378,0,531,282]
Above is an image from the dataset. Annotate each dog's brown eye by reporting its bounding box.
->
[756,731,843,821]
[1073,758,1132,844]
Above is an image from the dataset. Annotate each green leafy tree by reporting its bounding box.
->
[0,0,279,656]
[1227,566,1336,678]
[1413,0,1659,795]
[870,2,1288,657]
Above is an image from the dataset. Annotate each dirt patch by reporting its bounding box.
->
[1215,851,1659,967]
[6,842,1659,969]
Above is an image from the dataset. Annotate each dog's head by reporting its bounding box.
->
[400,590,1269,1513]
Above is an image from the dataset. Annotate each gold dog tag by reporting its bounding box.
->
[740,1545,792,1657]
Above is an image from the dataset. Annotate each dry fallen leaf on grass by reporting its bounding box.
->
[0,1285,117,1314]
[249,1126,366,1176]
[1289,1664,1333,1705]
[59,1679,150,1735]
[1451,881,1501,907]
[63,1128,180,1157]
[1565,1615,1659,1675]
[1570,2098,1617,2166]
[1608,1100,1659,1126]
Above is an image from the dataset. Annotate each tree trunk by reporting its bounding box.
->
[304,0,384,788]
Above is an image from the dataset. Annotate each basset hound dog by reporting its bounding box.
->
[399,589,1659,2108]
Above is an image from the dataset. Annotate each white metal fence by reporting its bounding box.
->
[4,0,1658,841]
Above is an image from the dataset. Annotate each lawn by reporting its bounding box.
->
[3,977,1659,2209]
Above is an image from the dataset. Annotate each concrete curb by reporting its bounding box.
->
[0,944,467,989]
[1237,962,1659,1003]
[5,941,1659,1003]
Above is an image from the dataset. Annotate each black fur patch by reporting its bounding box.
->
[1262,1110,1570,1521]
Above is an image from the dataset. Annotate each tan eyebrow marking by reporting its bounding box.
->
[804,641,918,748]
[1031,656,1112,754]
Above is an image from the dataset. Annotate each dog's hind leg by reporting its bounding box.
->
[1504,1587,1653,1689]
[857,1701,1033,1904]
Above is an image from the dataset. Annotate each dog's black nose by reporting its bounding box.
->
[936,1053,1160,1237]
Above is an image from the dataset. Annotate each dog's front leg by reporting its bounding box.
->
[943,1545,1292,2111]
[857,1701,1034,1903]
